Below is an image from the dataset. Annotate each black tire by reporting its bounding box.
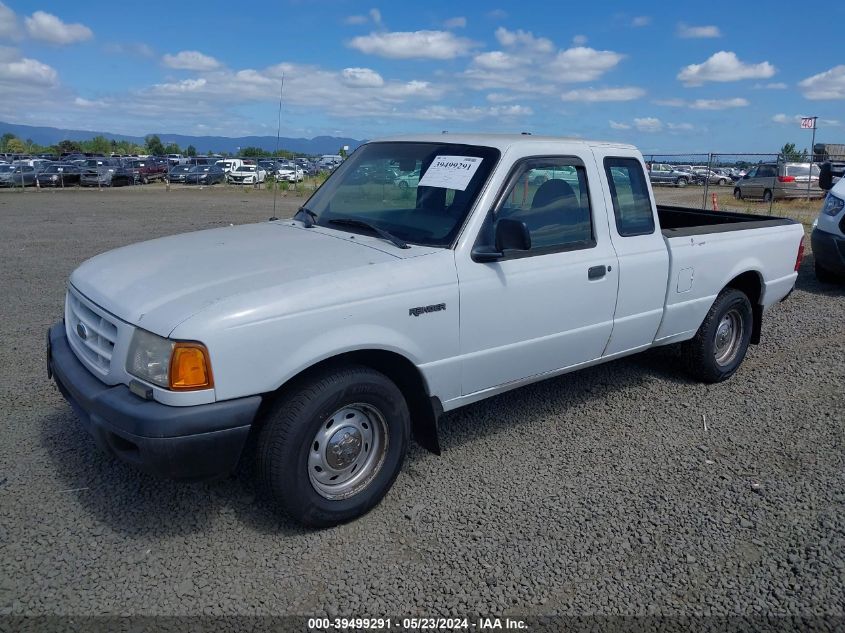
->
[733,188,742,200]
[719,178,728,186]
[676,177,688,188]
[682,288,753,383]
[397,180,409,189]
[257,364,410,527]
[763,189,773,203]
[815,261,844,284]
[141,176,149,185]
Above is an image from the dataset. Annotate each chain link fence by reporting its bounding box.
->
[643,152,825,226]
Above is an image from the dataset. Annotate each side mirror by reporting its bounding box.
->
[472,218,531,262]
[819,162,833,191]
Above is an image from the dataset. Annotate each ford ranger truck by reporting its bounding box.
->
[48,135,805,527]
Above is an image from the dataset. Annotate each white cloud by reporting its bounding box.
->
[677,24,721,38]
[74,96,107,108]
[105,42,155,58]
[572,34,588,45]
[666,122,694,131]
[0,54,57,85]
[495,27,554,53]
[24,10,92,45]
[486,92,521,103]
[486,9,508,19]
[551,47,625,82]
[0,2,20,41]
[678,51,776,86]
[369,8,382,26]
[654,96,749,109]
[344,14,368,25]
[609,120,631,130]
[634,117,662,132]
[341,67,384,87]
[560,86,645,102]
[799,65,845,100]
[411,104,532,121]
[162,50,221,71]
[349,30,475,59]
[753,82,787,89]
[472,51,521,71]
[631,16,651,27]
[690,97,748,109]
[444,16,466,29]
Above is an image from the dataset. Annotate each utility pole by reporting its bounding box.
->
[801,116,817,200]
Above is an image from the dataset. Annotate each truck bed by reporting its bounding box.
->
[657,205,798,237]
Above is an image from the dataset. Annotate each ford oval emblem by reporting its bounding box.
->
[76,322,88,340]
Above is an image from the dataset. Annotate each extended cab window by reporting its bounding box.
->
[604,157,655,237]
[477,157,594,256]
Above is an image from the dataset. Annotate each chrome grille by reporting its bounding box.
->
[66,290,118,374]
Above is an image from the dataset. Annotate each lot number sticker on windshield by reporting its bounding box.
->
[418,156,483,191]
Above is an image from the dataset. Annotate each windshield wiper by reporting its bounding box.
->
[328,218,409,249]
[293,206,318,228]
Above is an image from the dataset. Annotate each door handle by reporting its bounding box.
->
[588,265,607,280]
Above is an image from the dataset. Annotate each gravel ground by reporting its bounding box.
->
[0,188,843,621]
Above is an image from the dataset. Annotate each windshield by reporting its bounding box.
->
[189,165,209,172]
[303,142,500,247]
[0,165,12,173]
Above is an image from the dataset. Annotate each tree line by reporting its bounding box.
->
[0,132,299,159]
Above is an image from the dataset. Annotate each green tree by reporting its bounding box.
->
[163,142,181,155]
[241,146,269,157]
[185,144,197,157]
[57,139,82,154]
[780,143,807,162]
[6,137,26,153]
[1,133,15,151]
[145,134,165,155]
[87,135,112,155]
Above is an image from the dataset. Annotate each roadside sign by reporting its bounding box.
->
[800,117,816,129]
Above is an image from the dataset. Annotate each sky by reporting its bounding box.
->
[1,0,844,152]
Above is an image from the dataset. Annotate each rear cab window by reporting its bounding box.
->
[603,157,655,236]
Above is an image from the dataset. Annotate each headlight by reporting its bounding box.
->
[822,193,844,216]
[126,329,213,390]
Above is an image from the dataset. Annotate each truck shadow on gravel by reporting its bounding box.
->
[39,411,311,537]
[796,253,845,296]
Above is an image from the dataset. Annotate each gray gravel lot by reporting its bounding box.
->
[0,188,843,620]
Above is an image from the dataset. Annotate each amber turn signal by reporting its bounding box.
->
[169,342,213,390]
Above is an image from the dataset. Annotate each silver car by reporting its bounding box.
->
[733,162,824,201]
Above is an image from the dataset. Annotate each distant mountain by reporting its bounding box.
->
[0,120,364,156]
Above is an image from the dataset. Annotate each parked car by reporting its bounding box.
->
[48,134,805,527]
[215,159,245,174]
[36,164,82,187]
[227,165,266,185]
[394,171,420,189]
[79,165,133,187]
[811,163,845,283]
[127,159,167,184]
[276,164,304,182]
[0,164,37,187]
[733,162,824,202]
[167,165,193,183]
[648,163,695,187]
[185,164,226,185]
[691,168,733,186]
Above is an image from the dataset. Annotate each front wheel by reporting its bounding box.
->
[733,188,742,200]
[257,365,410,527]
[763,189,773,203]
[676,177,688,188]
[682,288,753,383]
[719,178,728,186]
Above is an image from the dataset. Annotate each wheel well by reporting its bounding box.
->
[262,350,442,455]
[726,271,763,344]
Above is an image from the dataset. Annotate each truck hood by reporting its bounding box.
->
[70,221,409,336]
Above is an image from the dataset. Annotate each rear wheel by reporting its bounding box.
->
[763,189,773,203]
[733,188,742,200]
[719,178,728,186]
[682,288,753,383]
[676,177,688,188]
[257,365,410,527]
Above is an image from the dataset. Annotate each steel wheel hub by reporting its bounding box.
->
[308,403,388,500]
[714,309,742,366]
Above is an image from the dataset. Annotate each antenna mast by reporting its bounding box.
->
[270,75,284,221]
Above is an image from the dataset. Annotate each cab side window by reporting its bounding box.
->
[604,157,655,237]
[491,158,594,254]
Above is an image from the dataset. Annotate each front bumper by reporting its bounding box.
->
[811,228,845,275]
[48,323,262,480]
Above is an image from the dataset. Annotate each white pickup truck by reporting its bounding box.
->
[49,134,805,526]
